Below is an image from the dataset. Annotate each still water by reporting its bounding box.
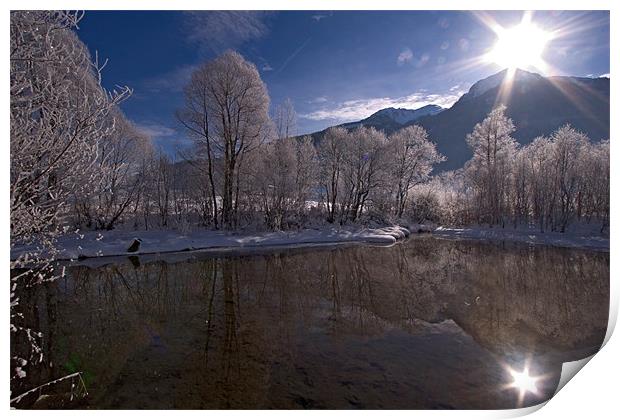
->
[12,236,609,409]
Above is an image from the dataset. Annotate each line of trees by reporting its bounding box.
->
[413,106,609,233]
[53,49,445,233]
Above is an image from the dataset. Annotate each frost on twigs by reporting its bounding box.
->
[10,10,131,400]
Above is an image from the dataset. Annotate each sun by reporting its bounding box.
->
[486,20,551,70]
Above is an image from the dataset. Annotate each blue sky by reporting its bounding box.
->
[76,10,610,153]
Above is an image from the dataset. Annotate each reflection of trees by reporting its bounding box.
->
[13,239,609,408]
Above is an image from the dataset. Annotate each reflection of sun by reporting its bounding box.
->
[503,361,546,407]
[509,367,539,395]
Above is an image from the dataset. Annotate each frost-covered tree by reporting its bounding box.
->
[10,10,130,385]
[73,113,151,230]
[339,126,388,222]
[319,127,348,223]
[580,140,609,232]
[178,50,271,229]
[387,125,445,217]
[274,98,297,140]
[518,136,553,231]
[292,135,319,219]
[548,125,588,232]
[464,105,517,226]
[255,137,297,229]
[11,11,131,246]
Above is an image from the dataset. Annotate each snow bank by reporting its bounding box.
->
[432,226,609,251]
[11,225,411,261]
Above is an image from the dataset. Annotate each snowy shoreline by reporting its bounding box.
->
[10,225,412,262]
[432,226,609,251]
[11,224,609,265]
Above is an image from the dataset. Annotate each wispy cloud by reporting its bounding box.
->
[312,14,327,22]
[142,65,198,93]
[308,96,328,104]
[300,89,467,123]
[276,37,311,74]
[397,48,413,65]
[262,63,274,72]
[184,11,271,51]
[134,121,177,138]
[599,73,610,78]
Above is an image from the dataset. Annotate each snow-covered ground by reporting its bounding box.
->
[11,223,608,264]
[432,226,609,251]
[11,226,411,261]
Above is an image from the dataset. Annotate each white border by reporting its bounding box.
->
[4,1,617,419]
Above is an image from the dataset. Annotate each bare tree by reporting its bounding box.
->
[293,136,319,220]
[319,127,348,223]
[387,125,445,218]
[464,105,517,226]
[255,138,297,229]
[73,113,151,230]
[548,125,588,232]
[178,50,271,229]
[339,126,388,222]
[274,98,297,140]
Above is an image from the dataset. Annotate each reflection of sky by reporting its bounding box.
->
[75,11,610,154]
[35,239,606,408]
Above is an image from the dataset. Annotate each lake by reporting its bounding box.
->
[11,236,609,409]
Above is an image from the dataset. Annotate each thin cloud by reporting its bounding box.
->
[312,14,327,22]
[276,37,311,74]
[599,73,610,78]
[184,11,271,51]
[142,64,198,93]
[397,48,413,65]
[300,89,467,123]
[262,63,274,72]
[134,121,177,138]
[308,96,328,104]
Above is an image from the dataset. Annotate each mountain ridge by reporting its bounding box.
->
[303,103,444,144]
[302,68,610,171]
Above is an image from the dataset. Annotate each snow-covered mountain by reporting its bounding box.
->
[340,104,445,132]
[366,105,444,125]
[463,68,544,99]
[304,68,609,172]
[305,104,445,142]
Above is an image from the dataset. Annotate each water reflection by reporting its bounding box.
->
[11,237,609,409]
